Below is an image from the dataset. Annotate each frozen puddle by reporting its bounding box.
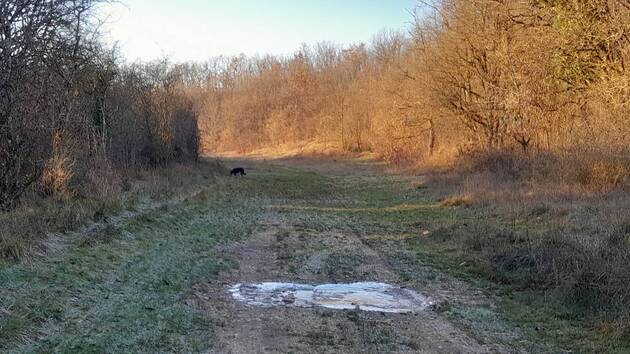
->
[229,282,434,313]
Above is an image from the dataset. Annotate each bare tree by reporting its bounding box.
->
[0,0,105,209]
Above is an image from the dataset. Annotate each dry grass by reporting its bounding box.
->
[0,160,227,263]
[214,140,364,161]
[418,149,630,332]
[439,194,474,208]
[39,154,75,200]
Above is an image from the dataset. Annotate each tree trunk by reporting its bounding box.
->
[428,119,436,156]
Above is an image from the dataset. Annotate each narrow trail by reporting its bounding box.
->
[191,214,488,353]
[188,157,530,353]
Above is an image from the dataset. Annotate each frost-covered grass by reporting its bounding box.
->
[1,160,626,353]
[0,180,255,352]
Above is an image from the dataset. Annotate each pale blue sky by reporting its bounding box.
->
[101,0,417,62]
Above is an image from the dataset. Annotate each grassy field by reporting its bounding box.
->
[1,157,626,353]
[0,180,255,352]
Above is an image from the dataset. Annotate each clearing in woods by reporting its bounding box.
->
[1,157,565,353]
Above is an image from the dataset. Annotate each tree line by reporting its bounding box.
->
[1,0,628,211]
[199,0,629,178]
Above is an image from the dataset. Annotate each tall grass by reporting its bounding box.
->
[421,148,630,334]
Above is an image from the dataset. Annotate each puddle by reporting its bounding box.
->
[229,282,434,313]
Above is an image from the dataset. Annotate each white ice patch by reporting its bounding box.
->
[229,282,434,313]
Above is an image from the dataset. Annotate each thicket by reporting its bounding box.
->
[0,0,201,211]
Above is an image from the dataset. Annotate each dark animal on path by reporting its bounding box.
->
[230,167,246,176]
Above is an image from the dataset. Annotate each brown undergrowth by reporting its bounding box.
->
[416,149,630,336]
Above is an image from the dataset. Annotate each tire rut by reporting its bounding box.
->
[190,211,498,354]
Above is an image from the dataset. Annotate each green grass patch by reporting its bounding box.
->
[0,179,259,353]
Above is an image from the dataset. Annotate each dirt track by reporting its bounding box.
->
[188,157,534,353]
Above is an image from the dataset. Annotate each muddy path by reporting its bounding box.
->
[189,158,537,353]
